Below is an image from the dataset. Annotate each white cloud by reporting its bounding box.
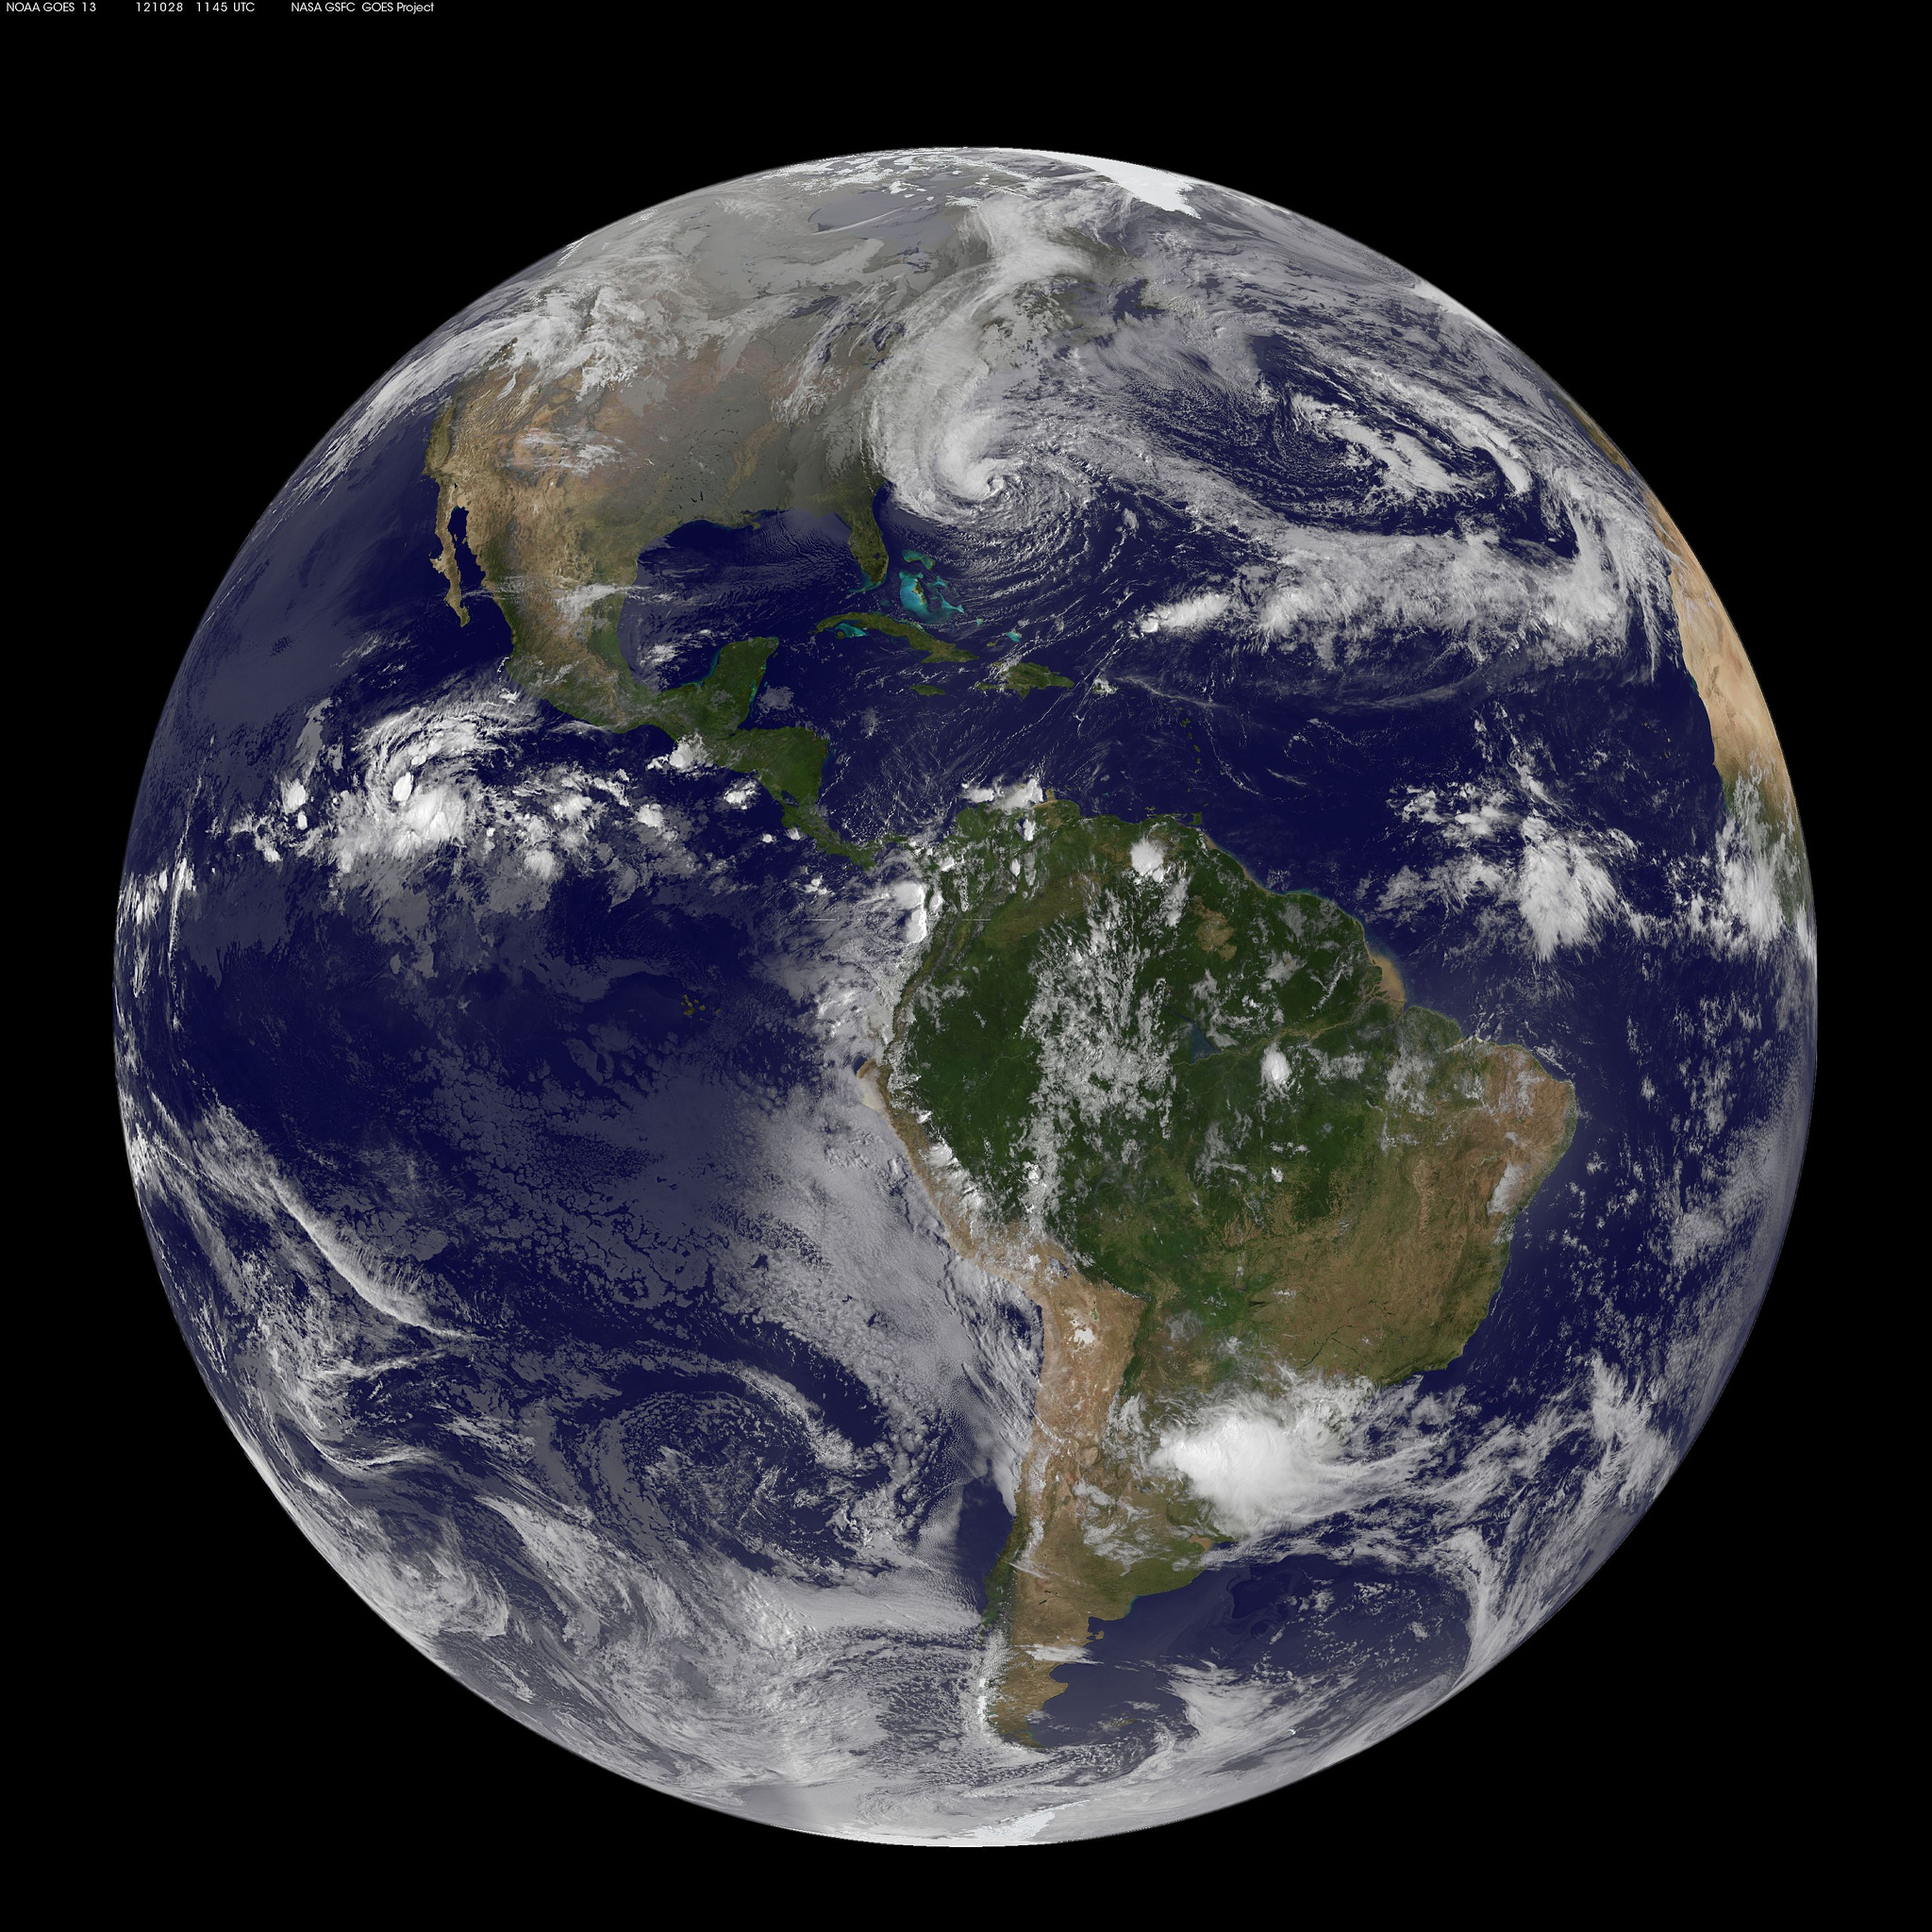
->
[1140,591,1230,635]
[962,775,1045,812]
[1514,815,1623,959]
[1379,802,1632,961]
[1257,522,1629,668]
[1152,1378,1374,1536]
[1023,150,1199,216]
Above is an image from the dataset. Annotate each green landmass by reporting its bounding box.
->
[897,802,1569,1384]
[875,799,1574,1737]
[976,659,1074,694]
[550,633,873,863]
[814,610,979,662]
[912,683,945,696]
[830,472,890,587]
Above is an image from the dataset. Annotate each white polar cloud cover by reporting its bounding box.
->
[1023,150,1201,216]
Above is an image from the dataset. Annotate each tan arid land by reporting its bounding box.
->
[1557,391,1798,849]
[1646,491,1797,842]
[425,331,887,729]
[858,1064,1147,1735]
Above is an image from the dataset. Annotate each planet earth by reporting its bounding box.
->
[115,149,1814,1844]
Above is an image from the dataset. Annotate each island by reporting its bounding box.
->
[813,609,978,663]
[975,660,1075,694]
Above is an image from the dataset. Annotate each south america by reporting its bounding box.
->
[863,794,1575,1742]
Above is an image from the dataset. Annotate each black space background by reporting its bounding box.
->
[24,42,1862,1881]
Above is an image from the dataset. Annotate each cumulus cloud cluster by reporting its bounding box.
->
[213,679,710,975]
[1379,778,1641,962]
